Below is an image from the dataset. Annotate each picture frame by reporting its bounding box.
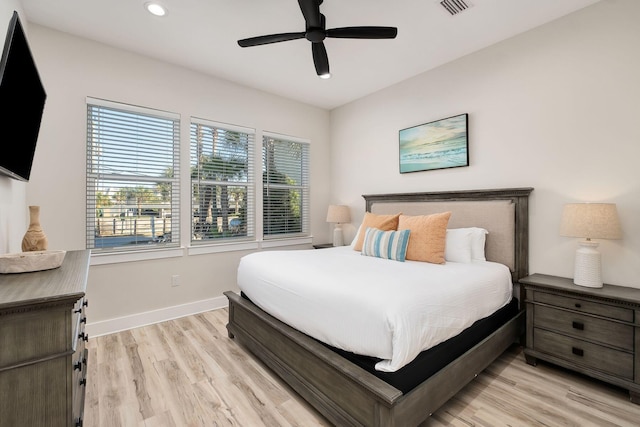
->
[399,113,469,173]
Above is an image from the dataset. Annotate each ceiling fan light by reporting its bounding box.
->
[319,73,331,79]
[145,2,167,17]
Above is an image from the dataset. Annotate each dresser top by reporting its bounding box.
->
[0,250,90,311]
[520,273,640,306]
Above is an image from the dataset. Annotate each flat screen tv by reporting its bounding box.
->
[0,11,46,181]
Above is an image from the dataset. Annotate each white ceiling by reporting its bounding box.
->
[21,0,600,110]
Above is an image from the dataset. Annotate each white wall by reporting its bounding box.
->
[24,25,331,330]
[330,0,640,289]
[0,2,29,255]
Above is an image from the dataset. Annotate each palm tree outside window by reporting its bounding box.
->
[190,118,255,243]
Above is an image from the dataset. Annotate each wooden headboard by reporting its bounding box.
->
[362,187,533,283]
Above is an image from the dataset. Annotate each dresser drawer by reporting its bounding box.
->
[534,291,633,322]
[72,298,88,351]
[72,348,89,427]
[534,328,634,380]
[71,340,87,403]
[0,308,69,368]
[534,305,633,351]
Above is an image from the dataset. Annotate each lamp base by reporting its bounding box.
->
[332,224,344,247]
[573,240,603,288]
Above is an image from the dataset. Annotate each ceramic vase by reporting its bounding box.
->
[22,205,48,252]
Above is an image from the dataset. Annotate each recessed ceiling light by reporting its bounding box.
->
[145,2,167,17]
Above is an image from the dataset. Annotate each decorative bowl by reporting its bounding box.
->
[0,250,66,274]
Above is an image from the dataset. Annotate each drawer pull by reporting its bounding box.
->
[572,321,584,331]
[80,378,87,386]
[572,347,584,357]
[75,418,83,427]
[81,317,87,324]
[74,360,83,371]
[574,303,582,308]
[83,300,89,307]
[78,332,89,342]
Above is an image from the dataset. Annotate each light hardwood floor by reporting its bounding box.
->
[85,309,640,427]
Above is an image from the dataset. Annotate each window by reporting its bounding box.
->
[86,98,180,252]
[262,133,310,238]
[190,118,254,243]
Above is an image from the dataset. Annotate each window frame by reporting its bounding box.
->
[189,117,255,246]
[85,98,314,264]
[262,131,311,241]
[85,97,181,258]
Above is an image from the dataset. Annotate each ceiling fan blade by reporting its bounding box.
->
[238,32,306,47]
[311,42,329,76]
[326,26,398,39]
[298,0,322,29]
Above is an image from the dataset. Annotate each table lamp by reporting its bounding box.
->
[326,205,351,246]
[560,203,622,288]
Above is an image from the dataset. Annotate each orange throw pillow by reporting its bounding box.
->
[353,212,401,251]
[398,212,452,264]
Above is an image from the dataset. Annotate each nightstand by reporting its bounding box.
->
[313,243,334,249]
[520,273,640,404]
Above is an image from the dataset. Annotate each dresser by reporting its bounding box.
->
[521,273,640,403]
[0,250,90,426]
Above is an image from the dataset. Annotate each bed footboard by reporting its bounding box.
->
[225,291,524,427]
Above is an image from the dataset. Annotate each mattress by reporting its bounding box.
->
[324,297,520,393]
[237,246,513,372]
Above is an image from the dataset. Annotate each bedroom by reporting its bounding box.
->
[0,0,638,425]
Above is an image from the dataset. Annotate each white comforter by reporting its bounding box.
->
[237,246,513,372]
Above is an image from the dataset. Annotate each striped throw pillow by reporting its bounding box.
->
[361,227,411,262]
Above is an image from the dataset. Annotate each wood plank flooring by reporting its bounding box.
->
[84,309,640,426]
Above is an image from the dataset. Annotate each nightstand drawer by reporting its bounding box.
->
[534,328,634,380]
[534,291,633,322]
[534,305,633,351]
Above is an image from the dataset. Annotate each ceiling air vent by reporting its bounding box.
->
[439,0,472,16]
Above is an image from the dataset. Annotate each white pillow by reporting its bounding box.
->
[445,227,489,263]
[469,227,489,261]
[350,223,363,248]
[444,228,473,263]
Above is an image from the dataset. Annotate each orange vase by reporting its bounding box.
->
[21,205,48,252]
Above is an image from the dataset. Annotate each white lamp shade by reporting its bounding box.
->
[560,203,622,240]
[326,205,351,224]
[326,205,350,247]
[560,202,622,288]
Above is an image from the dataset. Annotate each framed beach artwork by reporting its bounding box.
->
[399,113,469,173]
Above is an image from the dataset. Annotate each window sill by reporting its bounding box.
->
[90,246,185,266]
[89,236,314,265]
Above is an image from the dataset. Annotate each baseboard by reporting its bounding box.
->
[86,296,228,337]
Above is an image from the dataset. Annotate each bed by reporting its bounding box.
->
[225,187,533,426]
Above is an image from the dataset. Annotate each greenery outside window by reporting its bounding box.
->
[190,118,254,244]
[262,133,310,239]
[86,98,180,252]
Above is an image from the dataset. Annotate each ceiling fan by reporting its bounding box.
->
[237,0,398,79]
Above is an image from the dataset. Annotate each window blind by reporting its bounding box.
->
[262,133,310,238]
[190,118,254,243]
[86,98,180,252]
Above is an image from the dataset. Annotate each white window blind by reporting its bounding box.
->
[86,98,180,252]
[190,118,254,243]
[262,133,310,238]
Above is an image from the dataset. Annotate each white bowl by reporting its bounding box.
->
[0,250,66,274]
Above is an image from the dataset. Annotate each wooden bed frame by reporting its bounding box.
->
[225,187,533,426]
